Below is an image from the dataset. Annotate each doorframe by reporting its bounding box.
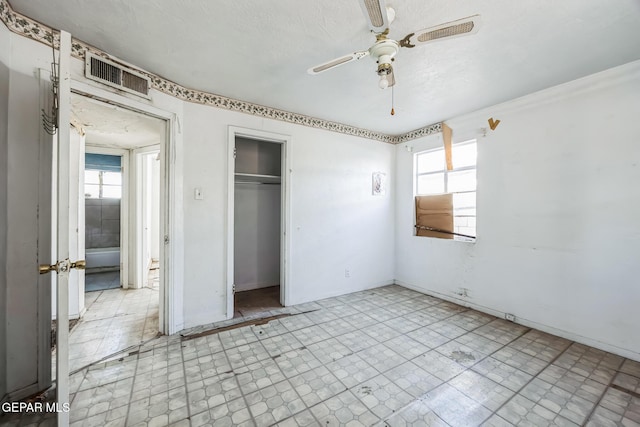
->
[69,79,184,334]
[133,146,161,290]
[84,145,130,290]
[226,126,292,318]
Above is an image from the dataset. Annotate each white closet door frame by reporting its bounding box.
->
[226,126,292,317]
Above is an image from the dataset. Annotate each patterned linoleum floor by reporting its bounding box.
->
[3,285,640,427]
[64,286,159,374]
[53,266,161,376]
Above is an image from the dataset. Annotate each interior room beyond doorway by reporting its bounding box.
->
[55,93,167,372]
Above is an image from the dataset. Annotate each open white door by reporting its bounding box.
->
[38,31,76,426]
[55,30,74,426]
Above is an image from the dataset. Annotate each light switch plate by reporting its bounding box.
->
[194,188,203,200]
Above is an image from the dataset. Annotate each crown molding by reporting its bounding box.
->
[0,0,441,144]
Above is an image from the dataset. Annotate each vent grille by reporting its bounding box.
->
[122,71,149,96]
[90,56,121,85]
[85,53,151,98]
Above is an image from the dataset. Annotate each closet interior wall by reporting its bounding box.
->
[233,137,282,292]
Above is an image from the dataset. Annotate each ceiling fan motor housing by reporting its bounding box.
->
[370,39,399,75]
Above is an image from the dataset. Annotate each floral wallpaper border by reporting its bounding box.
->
[0,0,441,144]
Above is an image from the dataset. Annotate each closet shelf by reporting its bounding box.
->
[235,173,281,184]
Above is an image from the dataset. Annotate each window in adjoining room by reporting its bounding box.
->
[84,153,122,199]
[414,140,476,241]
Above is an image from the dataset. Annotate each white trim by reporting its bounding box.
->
[226,126,292,318]
[70,79,184,335]
[132,148,161,290]
[396,280,640,363]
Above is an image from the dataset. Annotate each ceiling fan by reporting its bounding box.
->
[307,0,480,90]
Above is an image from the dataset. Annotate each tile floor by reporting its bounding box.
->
[58,267,160,374]
[85,271,122,292]
[3,284,640,427]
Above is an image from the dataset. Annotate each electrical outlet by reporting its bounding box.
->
[456,288,469,298]
[505,313,516,322]
[344,269,350,278]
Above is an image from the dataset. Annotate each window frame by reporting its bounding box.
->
[414,139,477,241]
[84,169,122,199]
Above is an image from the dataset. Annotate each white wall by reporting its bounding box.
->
[3,24,52,396]
[234,183,281,291]
[395,61,640,360]
[182,103,396,327]
[286,126,395,304]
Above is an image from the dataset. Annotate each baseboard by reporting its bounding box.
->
[181,312,227,332]
[5,383,44,402]
[395,280,640,362]
[287,279,395,306]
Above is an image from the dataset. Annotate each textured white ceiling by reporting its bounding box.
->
[11,0,640,135]
[71,94,165,148]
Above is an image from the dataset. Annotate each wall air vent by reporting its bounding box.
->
[85,53,151,99]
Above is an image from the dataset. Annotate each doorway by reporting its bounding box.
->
[84,151,125,292]
[227,127,290,318]
[58,93,166,371]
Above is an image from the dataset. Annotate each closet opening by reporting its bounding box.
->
[230,132,286,318]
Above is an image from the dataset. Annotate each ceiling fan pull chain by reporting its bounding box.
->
[391,85,395,116]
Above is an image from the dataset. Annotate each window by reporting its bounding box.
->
[84,153,122,199]
[415,140,477,241]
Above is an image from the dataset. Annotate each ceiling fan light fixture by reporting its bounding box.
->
[308,2,480,95]
[377,62,392,75]
[378,74,389,89]
[377,62,392,89]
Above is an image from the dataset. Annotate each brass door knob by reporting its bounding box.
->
[39,263,58,274]
[39,259,86,274]
[71,260,86,270]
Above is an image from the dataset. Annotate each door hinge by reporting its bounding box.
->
[164,235,169,245]
[233,147,236,159]
[232,284,236,294]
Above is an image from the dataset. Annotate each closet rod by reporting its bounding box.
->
[235,181,281,185]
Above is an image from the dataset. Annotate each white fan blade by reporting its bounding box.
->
[399,15,481,48]
[358,0,389,34]
[307,51,370,75]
